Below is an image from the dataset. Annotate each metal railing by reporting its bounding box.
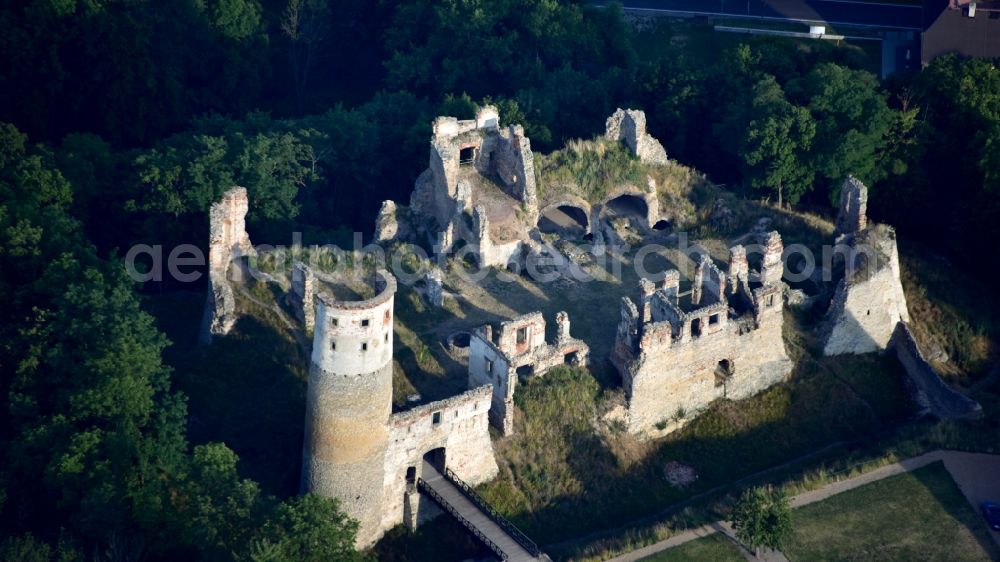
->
[443,467,543,558]
[417,477,509,561]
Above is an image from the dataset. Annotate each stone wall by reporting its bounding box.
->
[301,271,397,548]
[424,267,444,307]
[613,236,792,437]
[469,330,517,434]
[490,124,539,223]
[605,108,668,166]
[469,312,589,435]
[374,200,400,242]
[290,261,315,331]
[623,301,791,436]
[889,322,981,419]
[380,385,499,534]
[836,175,868,236]
[199,186,256,345]
[822,177,909,356]
[692,256,724,306]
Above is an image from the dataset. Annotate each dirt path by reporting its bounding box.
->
[607,450,1000,562]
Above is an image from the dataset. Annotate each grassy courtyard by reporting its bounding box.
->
[785,462,999,561]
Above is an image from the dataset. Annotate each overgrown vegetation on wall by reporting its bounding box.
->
[2,1,999,559]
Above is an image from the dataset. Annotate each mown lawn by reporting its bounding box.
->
[785,462,1000,561]
[639,534,743,562]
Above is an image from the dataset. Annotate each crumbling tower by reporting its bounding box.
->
[301,270,397,547]
[199,186,256,345]
[836,175,868,236]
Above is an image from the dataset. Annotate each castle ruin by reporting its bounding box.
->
[191,106,983,558]
[822,176,910,355]
[199,186,256,344]
[393,105,540,268]
[300,270,499,547]
[612,233,793,437]
[605,108,669,166]
[468,311,590,435]
[377,107,680,270]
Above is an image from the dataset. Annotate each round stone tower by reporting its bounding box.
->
[301,270,396,547]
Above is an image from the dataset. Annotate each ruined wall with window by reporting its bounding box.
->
[391,105,540,268]
[381,385,498,532]
[301,270,498,547]
[612,233,793,438]
[469,311,589,435]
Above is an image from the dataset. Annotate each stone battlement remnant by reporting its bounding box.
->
[301,270,498,547]
[289,261,315,331]
[612,233,793,437]
[605,108,669,166]
[822,177,909,355]
[199,186,256,345]
[835,175,868,236]
[469,311,589,435]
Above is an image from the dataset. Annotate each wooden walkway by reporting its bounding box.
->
[419,463,546,561]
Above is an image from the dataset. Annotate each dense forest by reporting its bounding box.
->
[1,0,999,560]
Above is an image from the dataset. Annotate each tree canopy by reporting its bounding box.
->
[731,486,793,554]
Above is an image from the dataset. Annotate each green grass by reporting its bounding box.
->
[900,241,999,384]
[479,366,603,519]
[477,345,914,547]
[639,534,743,562]
[535,137,648,203]
[785,462,1000,561]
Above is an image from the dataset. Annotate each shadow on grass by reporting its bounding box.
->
[144,291,308,499]
[483,350,917,554]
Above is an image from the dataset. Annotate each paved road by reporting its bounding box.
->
[420,463,545,562]
[609,449,1000,562]
[619,0,924,30]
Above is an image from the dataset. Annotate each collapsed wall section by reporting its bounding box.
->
[199,186,256,345]
[605,108,668,166]
[889,322,981,419]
